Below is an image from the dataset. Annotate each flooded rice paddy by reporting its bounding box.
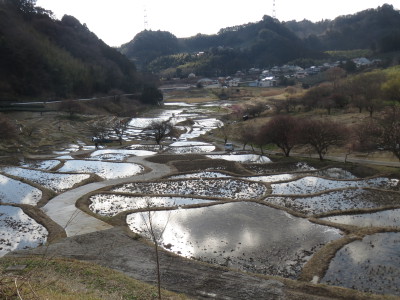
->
[266,189,400,216]
[0,206,48,256]
[89,194,216,217]
[1,166,90,193]
[271,176,398,195]
[321,232,400,295]
[58,160,143,179]
[165,141,216,154]
[0,174,42,205]
[322,208,400,227]
[112,178,268,200]
[1,101,400,297]
[127,202,341,278]
[169,171,231,179]
[88,149,157,161]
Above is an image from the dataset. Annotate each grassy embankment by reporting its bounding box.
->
[0,257,187,300]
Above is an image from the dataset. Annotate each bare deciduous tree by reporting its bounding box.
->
[146,120,177,146]
[245,102,268,117]
[379,107,400,160]
[139,200,172,300]
[348,71,386,116]
[112,118,130,144]
[258,115,302,157]
[237,123,258,151]
[325,67,346,89]
[87,119,112,141]
[217,122,232,144]
[300,119,349,160]
[351,118,382,153]
[58,99,82,117]
[301,83,332,111]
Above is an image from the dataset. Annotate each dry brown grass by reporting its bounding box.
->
[0,257,188,300]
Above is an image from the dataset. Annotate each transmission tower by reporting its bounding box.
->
[272,0,276,19]
[144,6,149,30]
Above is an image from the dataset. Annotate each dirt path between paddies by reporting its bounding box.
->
[41,155,173,237]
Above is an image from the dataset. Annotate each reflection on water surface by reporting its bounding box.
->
[127,202,341,278]
[322,232,400,296]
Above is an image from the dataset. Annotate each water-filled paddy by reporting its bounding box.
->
[19,159,61,170]
[0,174,42,205]
[315,168,357,179]
[89,194,216,217]
[127,202,341,278]
[112,178,267,200]
[169,171,231,179]
[166,141,216,154]
[322,208,400,227]
[245,162,317,174]
[321,232,400,296]
[58,160,143,179]
[245,174,297,183]
[1,166,90,192]
[88,149,156,161]
[266,189,400,216]
[271,176,399,195]
[0,206,48,256]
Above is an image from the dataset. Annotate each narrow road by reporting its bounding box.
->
[214,137,400,168]
[41,156,173,237]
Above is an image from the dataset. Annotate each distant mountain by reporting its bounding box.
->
[0,0,154,102]
[120,16,324,76]
[120,4,400,78]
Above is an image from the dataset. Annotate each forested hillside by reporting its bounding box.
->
[285,4,400,52]
[121,16,324,76]
[0,0,155,102]
[121,4,400,78]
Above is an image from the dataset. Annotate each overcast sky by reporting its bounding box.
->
[36,0,399,47]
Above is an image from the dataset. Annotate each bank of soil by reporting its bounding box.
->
[8,227,393,300]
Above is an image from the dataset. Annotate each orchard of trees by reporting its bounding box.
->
[234,109,400,161]
[267,65,400,117]
[226,65,400,161]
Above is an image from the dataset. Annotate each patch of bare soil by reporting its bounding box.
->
[145,154,208,164]
[146,154,255,175]
[171,158,254,175]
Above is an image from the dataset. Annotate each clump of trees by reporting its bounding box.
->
[237,105,400,161]
[258,115,301,157]
[300,119,348,160]
[298,66,400,117]
[249,115,348,160]
[352,107,400,160]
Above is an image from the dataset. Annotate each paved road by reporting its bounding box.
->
[42,156,173,237]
